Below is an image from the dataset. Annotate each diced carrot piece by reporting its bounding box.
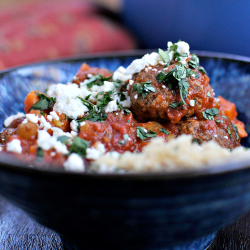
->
[235,121,248,138]
[24,91,41,114]
[218,96,238,120]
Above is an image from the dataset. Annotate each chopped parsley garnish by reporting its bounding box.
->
[127,120,130,123]
[221,115,228,120]
[156,71,168,84]
[202,108,219,120]
[169,101,184,109]
[207,91,211,97]
[77,91,114,122]
[178,79,189,105]
[136,127,157,140]
[57,136,71,145]
[192,138,199,144]
[227,127,232,138]
[86,74,112,88]
[159,128,169,135]
[69,137,89,157]
[40,111,46,116]
[232,124,239,140]
[216,120,223,123]
[118,134,130,145]
[133,81,156,98]
[29,93,56,112]
[194,97,197,105]
[188,54,199,69]
[116,92,126,101]
[124,109,131,115]
[37,147,44,161]
[158,48,170,66]
[199,66,207,74]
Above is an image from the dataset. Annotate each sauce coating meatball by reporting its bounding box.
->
[177,116,240,149]
[128,59,215,123]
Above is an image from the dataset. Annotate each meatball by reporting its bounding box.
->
[177,116,240,149]
[128,59,215,123]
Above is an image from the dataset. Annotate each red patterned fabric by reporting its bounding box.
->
[0,0,136,70]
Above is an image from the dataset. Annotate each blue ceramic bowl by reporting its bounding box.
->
[1,51,250,250]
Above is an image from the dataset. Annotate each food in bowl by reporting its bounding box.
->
[0,41,249,173]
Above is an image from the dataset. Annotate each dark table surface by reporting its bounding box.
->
[0,195,250,250]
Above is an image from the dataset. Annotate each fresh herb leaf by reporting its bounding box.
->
[202,108,219,120]
[158,48,170,66]
[133,81,156,98]
[127,120,130,123]
[124,109,131,115]
[216,120,223,123]
[169,101,184,109]
[118,134,130,146]
[29,93,56,112]
[199,66,207,74]
[156,71,167,84]
[232,124,239,140]
[37,147,43,161]
[178,79,189,105]
[57,136,71,145]
[188,54,199,69]
[227,127,232,138]
[159,128,169,135]
[40,111,45,116]
[116,92,126,101]
[69,137,89,157]
[136,127,157,140]
[194,97,197,105]
[86,74,112,88]
[192,138,199,144]
[221,115,228,120]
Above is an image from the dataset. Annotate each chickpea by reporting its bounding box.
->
[16,122,38,139]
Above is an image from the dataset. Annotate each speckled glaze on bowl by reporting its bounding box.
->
[1,51,250,250]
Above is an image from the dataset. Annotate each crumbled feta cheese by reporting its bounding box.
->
[126,52,162,75]
[167,41,190,64]
[129,80,134,85]
[86,143,106,160]
[80,121,86,127]
[190,100,195,106]
[4,112,25,127]
[50,111,59,121]
[63,153,85,172]
[145,68,148,72]
[6,139,22,154]
[191,74,196,78]
[87,73,93,78]
[134,94,138,100]
[51,127,72,138]
[48,83,89,119]
[214,135,218,138]
[39,116,52,131]
[70,120,78,132]
[71,131,78,137]
[113,66,132,82]
[47,115,53,121]
[162,85,166,89]
[26,114,39,124]
[152,68,158,72]
[22,119,28,124]
[104,100,119,113]
[51,152,56,157]
[37,130,69,154]
[120,93,131,108]
[224,136,228,139]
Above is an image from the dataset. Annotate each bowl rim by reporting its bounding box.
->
[1,49,250,181]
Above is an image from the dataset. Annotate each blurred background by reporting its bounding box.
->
[0,0,250,70]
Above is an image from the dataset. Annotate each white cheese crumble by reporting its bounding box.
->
[162,85,166,89]
[70,120,79,132]
[26,114,39,124]
[50,111,59,121]
[80,121,86,127]
[190,100,195,107]
[37,130,69,154]
[86,143,106,160]
[113,66,132,82]
[63,153,85,172]
[4,112,25,127]
[224,136,229,139]
[6,139,22,154]
[134,94,138,100]
[51,127,72,138]
[104,100,119,113]
[214,135,218,138]
[126,52,162,75]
